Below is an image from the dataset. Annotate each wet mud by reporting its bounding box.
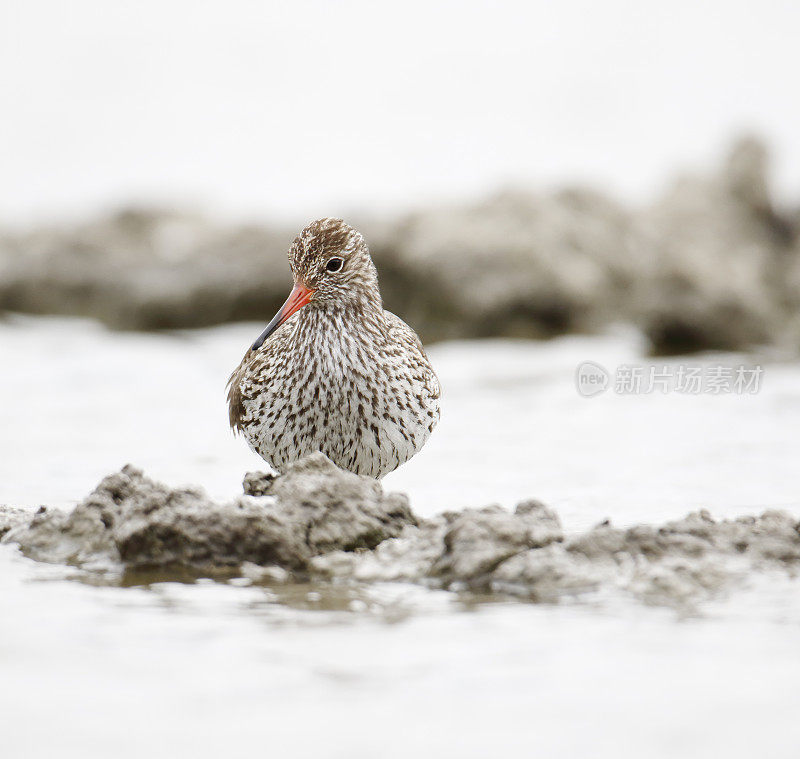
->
[3,453,798,610]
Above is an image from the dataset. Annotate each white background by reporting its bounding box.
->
[2,0,799,225]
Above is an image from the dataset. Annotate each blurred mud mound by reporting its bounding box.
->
[3,454,800,610]
[635,138,799,354]
[1,137,797,354]
[0,211,294,330]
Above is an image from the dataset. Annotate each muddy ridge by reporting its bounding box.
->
[1,137,799,354]
[3,453,798,609]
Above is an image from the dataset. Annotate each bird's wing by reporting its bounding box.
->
[382,310,441,400]
[226,318,296,433]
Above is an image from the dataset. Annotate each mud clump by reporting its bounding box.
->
[313,505,800,608]
[428,500,563,581]
[0,210,296,331]
[2,454,416,573]
[634,136,795,354]
[374,188,639,343]
[0,507,29,540]
[3,457,799,610]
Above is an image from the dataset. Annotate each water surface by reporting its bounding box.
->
[1,315,799,758]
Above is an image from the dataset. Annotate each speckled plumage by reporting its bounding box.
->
[227,218,440,478]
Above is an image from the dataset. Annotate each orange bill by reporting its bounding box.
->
[251,282,314,350]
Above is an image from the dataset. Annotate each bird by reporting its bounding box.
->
[227,218,440,478]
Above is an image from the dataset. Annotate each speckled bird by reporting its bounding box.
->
[227,218,440,478]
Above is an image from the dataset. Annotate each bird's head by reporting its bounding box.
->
[251,218,380,351]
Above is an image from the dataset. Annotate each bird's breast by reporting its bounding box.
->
[239,308,439,477]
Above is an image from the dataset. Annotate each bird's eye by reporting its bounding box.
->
[325,257,344,273]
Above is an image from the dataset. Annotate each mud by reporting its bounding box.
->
[0,507,29,540]
[1,137,797,353]
[2,455,415,573]
[3,455,799,609]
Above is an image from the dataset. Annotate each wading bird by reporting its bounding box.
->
[227,218,440,478]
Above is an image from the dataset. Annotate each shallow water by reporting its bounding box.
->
[2,315,799,757]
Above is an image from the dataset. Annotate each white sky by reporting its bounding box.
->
[1,0,799,225]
